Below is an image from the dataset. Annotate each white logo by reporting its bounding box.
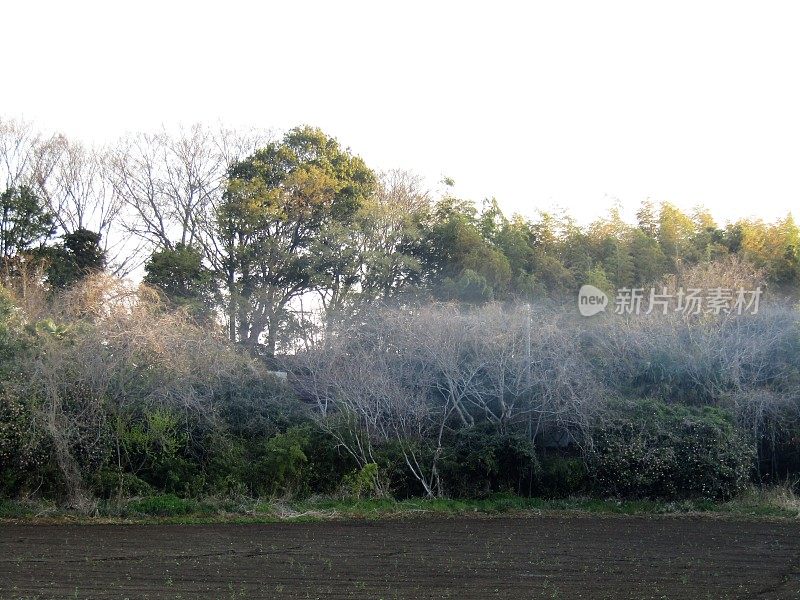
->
[578,285,608,317]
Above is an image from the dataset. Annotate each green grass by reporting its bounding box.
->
[282,494,778,519]
[0,498,36,518]
[2,487,800,524]
[125,494,200,516]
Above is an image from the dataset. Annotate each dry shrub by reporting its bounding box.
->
[16,274,275,508]
[293,302,603,496]
[660,254,767,297]
[0,259,50,322]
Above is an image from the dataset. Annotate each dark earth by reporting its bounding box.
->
[2,515,800,599]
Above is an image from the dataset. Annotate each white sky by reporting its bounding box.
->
[3,0,799,225]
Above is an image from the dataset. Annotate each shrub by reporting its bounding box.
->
[126,494,197,516]
[440,426,538,498]
[589,398,754,500]
[373,441,429,499]
[94,470,154,499]
[0,388,56,497]
[118,409,203,497]
[203,434,248,496]
[537,456,587,498]
[300,427,359,495]
[256,426,311,497]
[0,286,24,376]
[253,425,358,498]
[0,391,30,492]
[340,463,384,499]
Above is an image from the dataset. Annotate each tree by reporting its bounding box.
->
[110,126,224,251]
[527,210,576,297]
[0,117,42,192]
[629,228,667,286]
[109,124,268,269]
[492,215,537,298]
[420,197,512,301]
[144,244,217,321]
[296,170,429,341]
[658,202,696,270]
[348,169,429,303]
[45,228,107,289]
[690,207,727,263]
[34,137,127,274]
[0,185,55,261]
[588,206,634,289]
[217,125,376,356]
[636,199,658,238]
[762,214,800,290]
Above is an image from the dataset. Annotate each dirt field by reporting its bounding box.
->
[1,515,800,599]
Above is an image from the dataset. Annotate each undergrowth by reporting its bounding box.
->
[3,484,800,523]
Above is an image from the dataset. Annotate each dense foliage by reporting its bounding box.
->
[0,277,793,506]
[0,116,799,508]
[589,400,753,500]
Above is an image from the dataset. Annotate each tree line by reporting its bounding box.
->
[2,116,799,357]
[1,116,800,508]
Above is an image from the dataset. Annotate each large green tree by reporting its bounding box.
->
[217,126,375,356]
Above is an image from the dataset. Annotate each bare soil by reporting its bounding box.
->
[2,515,800,599]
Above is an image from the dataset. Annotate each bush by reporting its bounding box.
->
[0,391,31,493]
[0,385,58,498]
[94,470,154,499]
[373,441,429,499]
[203,434,248,496]
[126,494,198,516]
[0,286,24,376]
[537,456,587,498]
[117,409,203,497]
[254,426,311,497]
[440,426,538,498]
[589,398,754,500]
[300,427,359,495]
[340,463,384,499]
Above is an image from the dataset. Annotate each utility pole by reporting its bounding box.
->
[525,302,532,438]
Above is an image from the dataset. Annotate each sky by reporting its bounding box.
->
[3,0,799,225]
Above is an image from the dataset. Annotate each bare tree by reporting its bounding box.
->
[315,170,429,339]
[292,302,603,496]
[291,308,452,497]
[110,124,270,254]
[0,117,42,191]
[31,137,133,273]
